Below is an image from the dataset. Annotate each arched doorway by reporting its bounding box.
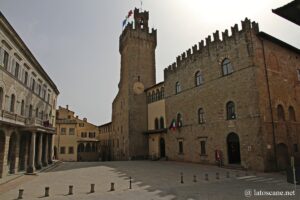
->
[0,131,5,178]
[160,138,166,158]
[276,143,289,170]
[227,132,241,164]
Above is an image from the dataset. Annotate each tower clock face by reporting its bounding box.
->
[133,82,145,94]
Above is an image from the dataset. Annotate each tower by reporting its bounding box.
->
[111,8,157,160]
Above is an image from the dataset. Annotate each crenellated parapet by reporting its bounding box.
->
[119,8,157,53]
[164,18,259,77]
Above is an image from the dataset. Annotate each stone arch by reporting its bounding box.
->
[288,106,296,121]
[85,143,91,152]
[277,104,285,121]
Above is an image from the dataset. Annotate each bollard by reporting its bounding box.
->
[90,184,95,193]
[45,187,49,197]
[18,189,24,199]
[226,171,230,178]
[236,172,239,177]
[180,172,184,184]
[129,177,132,189]
[193,175,197,183]
[68,185,73,195]
[245,171,248,176]
[205,173,209,181]
[110,182,115,191]
[216,172,220,180]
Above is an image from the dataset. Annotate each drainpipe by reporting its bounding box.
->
[259,38,278,170]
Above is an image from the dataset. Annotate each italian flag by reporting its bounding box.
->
[169,119,176,131]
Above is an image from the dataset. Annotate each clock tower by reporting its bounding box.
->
[111,8,157,160]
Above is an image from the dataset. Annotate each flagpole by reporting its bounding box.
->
[140,0,143,11]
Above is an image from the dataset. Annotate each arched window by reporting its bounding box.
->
[222,58,233,76]
[177,113,182,127]
[85,143,91,152]
[156,89,160,100]
[154,118,159,130]
[277,105,285,121]
[226,101,236,120]
[35,108,39,118]
[152,91,156,102]
[0,87,3,110]
[195,71,204,86]
[161,87,165,98]
[77,143,85,153]
[198,108,205,124]
[288,106,296,121]
[21,100,25,116]
[10,94,15,113]
[175,82,181,94]
[160,117,164,129]
[29,105,33,117]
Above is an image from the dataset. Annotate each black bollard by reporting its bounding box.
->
[226,171,230,178]
[18,189,24,199]
[193,175,197,183]
[90,184,95,193]
[205,173,209,181]
[45,187,49,197]
[216,172,220,180]
[68,185,73,195]
[110,182,115,191]
[129,177,132,189]
[180,172,184,184]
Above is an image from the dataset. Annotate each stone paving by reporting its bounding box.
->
[0,161,299,200]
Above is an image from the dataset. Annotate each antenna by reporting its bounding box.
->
[140,0,143,11]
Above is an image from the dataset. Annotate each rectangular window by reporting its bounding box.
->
[178,141,183,154]
[38,84,41,96]
[60,147,66,154]
[15,62,19,78]
[81,132,87,138]
[200,141,206,155]
[24,71,28,86]
[61,128,66,135]
[69,147,74,154]
[69,128,75,135]
[31,79,35,91]
[297,69,300,81]
[3,50,9,69]
[89,132,95,138]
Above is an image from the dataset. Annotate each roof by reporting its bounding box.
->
[257,32,300,55]
[0,11,59,94]
[272,0,300,26]
[98,122,112,128]
[144,81,165,92]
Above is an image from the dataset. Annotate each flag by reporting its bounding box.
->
[169,119,176,131]
[128,10,133,18]
[122,19,127,27]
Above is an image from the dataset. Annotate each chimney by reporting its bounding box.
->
[76,115,78,119]
[66,105,69,110]
[83,118,87,122]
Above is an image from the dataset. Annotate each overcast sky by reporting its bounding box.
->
[1,0,299,125]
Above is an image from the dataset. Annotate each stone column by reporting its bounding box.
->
[0,130,10,178]
[26,132,36,174]
[48,134,53,164]
[36,134,43,169]
[9,132,20,174]
[42,134,48,166]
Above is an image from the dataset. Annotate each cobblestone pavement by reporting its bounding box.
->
[0,161,299,200]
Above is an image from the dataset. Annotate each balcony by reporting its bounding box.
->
[0,109,55,131]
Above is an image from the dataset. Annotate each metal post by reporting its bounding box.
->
[90,184,95,193]
[110,182,115,191]
[129,177,132,189]
[45,187,49,197]
[291,157,297,190]
[180,172,184,184]
[216,172,219,180]
[68,185,73,195]
[18,189,24,199]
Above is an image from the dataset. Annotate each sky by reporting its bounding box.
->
[0,0,299,125]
